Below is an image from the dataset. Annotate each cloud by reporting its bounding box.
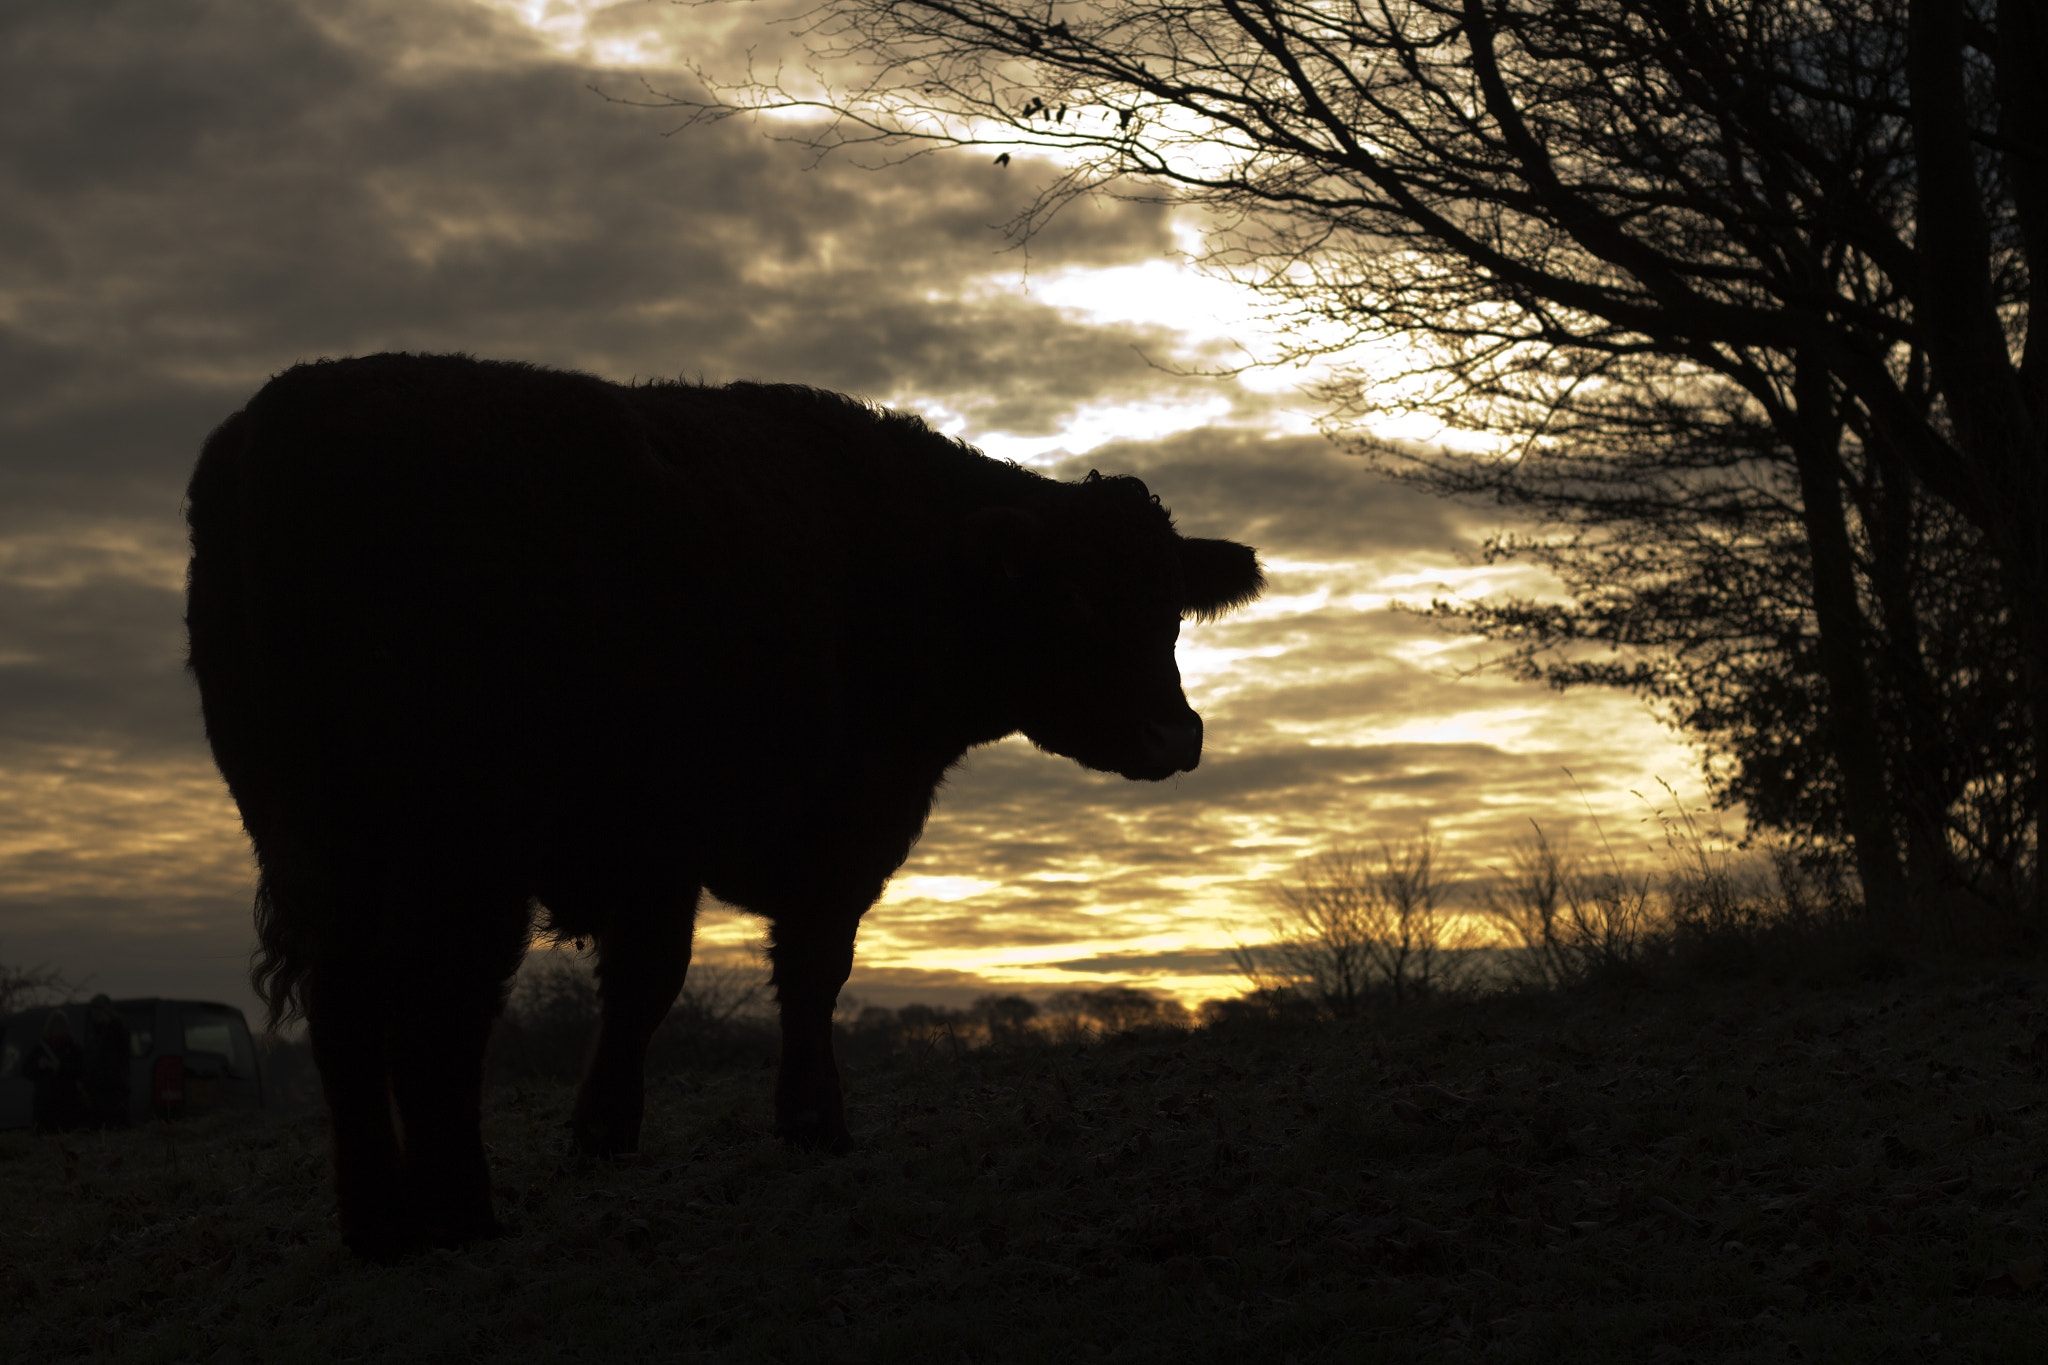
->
[1045,427,1471,556]
[1038,948,1242,976]
[1,0,1216,495]
[0,0,1716,1024]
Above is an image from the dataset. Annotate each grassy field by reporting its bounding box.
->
[6,967,2048,1363]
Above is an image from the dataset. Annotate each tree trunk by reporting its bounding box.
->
[1789,357,1907,919]
[1857,436,1958,895]
[1911,0,2048,917]
[2002,552,2048,920]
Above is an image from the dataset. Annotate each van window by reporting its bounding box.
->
[182,1011,254,1077]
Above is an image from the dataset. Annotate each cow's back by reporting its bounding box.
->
[186,354,991,890]
[193,358,739,846]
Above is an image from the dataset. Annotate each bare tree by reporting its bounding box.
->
[663,0,2045,913]
[0,958,80,1015]
[1235,847,1376,1015]
[1240,829,1470,1011]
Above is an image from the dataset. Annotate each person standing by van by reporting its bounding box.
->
[84,996,130,1127]
[22,1010,86,1132]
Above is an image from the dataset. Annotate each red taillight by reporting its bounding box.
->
[153,1055,185,1115]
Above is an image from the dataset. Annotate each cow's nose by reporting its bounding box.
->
[1142,714,1203,772]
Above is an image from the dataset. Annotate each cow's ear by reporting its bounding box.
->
[1180,538,1263,621]
[958,506,1042,582]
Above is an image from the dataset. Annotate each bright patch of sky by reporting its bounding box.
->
[890,875,1005,904]
[917,394,1241,466]
[479,0,1335,458]
[471,0,690,67]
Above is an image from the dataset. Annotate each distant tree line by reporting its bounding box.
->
[842,985,1193,1054]
[483,956,1200,1087]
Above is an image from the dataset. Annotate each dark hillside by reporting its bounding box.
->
[5,972,2046,1362]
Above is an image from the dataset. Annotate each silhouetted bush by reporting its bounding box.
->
[1041,985,1190,1039]
[1197,986,1319,1026]
[969,993,1038,1040]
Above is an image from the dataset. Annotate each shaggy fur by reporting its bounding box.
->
[185,352,1263,1259]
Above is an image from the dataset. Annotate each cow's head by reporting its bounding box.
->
[970,471,1263,781]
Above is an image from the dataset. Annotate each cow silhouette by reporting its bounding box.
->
[184,352,1263,1259]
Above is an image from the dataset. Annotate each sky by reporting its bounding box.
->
[0,0,1719,1024]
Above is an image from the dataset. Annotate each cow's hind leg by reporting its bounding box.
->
[305,948,407,1262]
[571,887,700,1156]
[388,885,530,1247]
[769,911,861,1154]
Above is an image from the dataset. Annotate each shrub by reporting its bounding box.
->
[1235,829,1477,1014]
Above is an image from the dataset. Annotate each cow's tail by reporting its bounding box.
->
[187,407,317,1033]
[250,866,315,1031]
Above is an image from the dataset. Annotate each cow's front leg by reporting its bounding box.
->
[768,911,860,1153]
[572,889,699,1157]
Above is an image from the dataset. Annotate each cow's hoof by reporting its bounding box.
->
[570,1115,639,1158]
[343,1221,419,1264]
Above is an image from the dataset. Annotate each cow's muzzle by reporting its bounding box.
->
[1141,713,1203,773]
